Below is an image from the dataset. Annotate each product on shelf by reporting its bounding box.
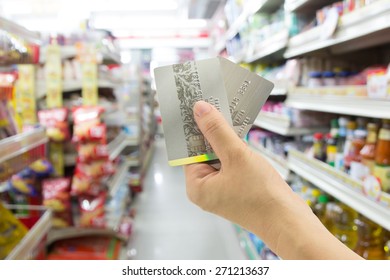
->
[374,120,390,193]
[78,192,107,227]
[38,108,70,142]
[0,202,28,259]
[354,214,386,260]
[360,123,378,174]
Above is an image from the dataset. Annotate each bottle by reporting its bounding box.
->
[354,215,386,260]
[313,194,329,224]
[349,129,368,180]
[335,117,348,171]
[326,133,337,167]
[360,123,378,174]
[313,132,326,162]
[374,120,390,193]
[343,119,358,171]
[328,202,358,250]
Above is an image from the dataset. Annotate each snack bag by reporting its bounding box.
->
[71,173,103,196]
[75,161,115,178]
[42,178,71,212]
[38,108,70,142]
[8,168,37,196]
[29,159,54,178]
[79,193,106,227]
[77,143,109,162]
[72,106,106,142]
[0,202,28,259]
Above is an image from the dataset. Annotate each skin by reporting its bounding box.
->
[184,101,362,260]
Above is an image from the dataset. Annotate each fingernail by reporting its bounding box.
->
[194,101,212,117]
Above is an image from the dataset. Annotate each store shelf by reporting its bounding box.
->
[0,16,41,44]
[286,87,390,119]
[254,112,327,136]
[245,29,289,63]
[37,79,117,98]
[0,127,48,165]
[39,45,77,63]
[5,205,52,260]
[284,0,390,58]
[108,132,139,161]
[288,149,390,231]
[107,159,139,197]
[284,0,331,13]
[226,0,284,41]
[46,227,127,247]
[249,141,291,181]
[271,87,288,96]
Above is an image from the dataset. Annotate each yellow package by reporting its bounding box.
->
[0,203,28,259]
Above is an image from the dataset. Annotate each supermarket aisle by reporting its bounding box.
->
[126,137,246,260]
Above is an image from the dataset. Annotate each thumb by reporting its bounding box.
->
[193,100,246,163]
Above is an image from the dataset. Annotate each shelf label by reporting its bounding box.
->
[45,44,63,108]
[15,65,37,129]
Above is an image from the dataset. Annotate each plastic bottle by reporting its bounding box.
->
[373,120,390,193]
[335,117,348,171]
[343,119,358,171]
[354,215,386,260]
[328,202,358,249]
[313,132,326,162]
[326,133,337,167]
[360,123,378,174]
[349,129,368,180]
[313,194,329,224]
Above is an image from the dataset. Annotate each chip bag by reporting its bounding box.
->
[42,178,71,212]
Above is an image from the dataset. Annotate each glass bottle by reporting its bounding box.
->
[374,120,390,193]
[360,123,378,174]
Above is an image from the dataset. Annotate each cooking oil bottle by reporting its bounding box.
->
[354,215,386,260]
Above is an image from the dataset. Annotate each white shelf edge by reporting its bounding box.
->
[108,133,139,161]
[288,153,390,231]
[0,16,41,45]
[0,127,48,164]
[253,113,326,136]
[225,0,274,41]
[249,143,290,181]
[108,159,139,197]
[271,87,288,96]
[284,1,390,58]
[245,29,289,63]
[286,94,390,119]
[6,209,52,260]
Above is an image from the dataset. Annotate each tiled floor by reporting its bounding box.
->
[126,137,246,260]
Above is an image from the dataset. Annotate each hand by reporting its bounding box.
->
[184,101,362,260]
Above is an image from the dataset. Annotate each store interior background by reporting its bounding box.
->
[0,0,390,260]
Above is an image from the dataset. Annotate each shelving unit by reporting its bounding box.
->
[288,150,390,231]
[249,141,291,181]
[5,205,52,260]
[271,87,288,96]
[216,0,284,54]
[245,29,289,63]
[284,0,390,58]
[107,132,139,161]
[286,87,390,119]
[0,16,41,44]
[254,111,327,136]
[284,0,332,13]
[107,159,139,198]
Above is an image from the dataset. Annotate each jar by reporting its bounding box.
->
[308,71,322,87]
[322,71,336,86]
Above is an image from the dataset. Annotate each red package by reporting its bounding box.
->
[38,108,70,142]
[73,123,107,143]
[75,160,115,178]
[42,178,71,212]
[71,173,103,196]
[78,143,109,162]
[79,193,107,227]
[72,106,105,125]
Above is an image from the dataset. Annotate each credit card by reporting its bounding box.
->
[219,57,274,138]
[154,58,233,166]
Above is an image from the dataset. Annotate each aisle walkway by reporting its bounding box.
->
[126,137,246,260]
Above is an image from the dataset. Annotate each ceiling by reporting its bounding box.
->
[0,0,224,41]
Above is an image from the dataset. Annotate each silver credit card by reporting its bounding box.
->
[219,57,274,138]
[154,58,233,166]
